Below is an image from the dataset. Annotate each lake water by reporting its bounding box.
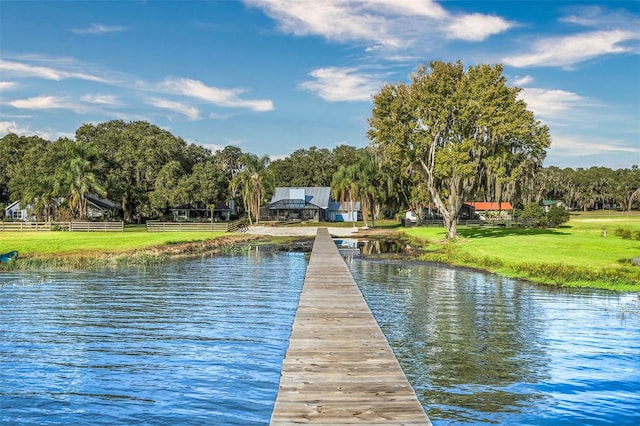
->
[0,252,306,425]
[349,259,640,425]
[1,252,639,425]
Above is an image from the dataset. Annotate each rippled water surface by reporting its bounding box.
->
[3,250,640,425]
[349,260,640,425]
[0,252,306,425]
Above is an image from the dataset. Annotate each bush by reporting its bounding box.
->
[614,227,640,240]
[546,204,570,227]
[520,203,545,227]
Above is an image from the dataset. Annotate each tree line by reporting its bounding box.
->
[1,61,638,236]
[0,120,370,224]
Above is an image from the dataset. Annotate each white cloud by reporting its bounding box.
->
[147,98,201,121]
[7,95,89,113]
[550,134,640,156]
[511,75,534,87]
[369,0,446,19]
[446,13,514,42]
[245,0,512,52]
[196,143,227,153]
[245,0,401,47]
[518,88,588,119]
[70,23,128,35]
[0,120,27,135]
[0,81,18,90]
[159,77,274,112]
[503,30,639,68]
[0,59,108,83]
[559,5,640,33]
[299,67,382,102]
[80,94,120,105]
[0,120,63,140]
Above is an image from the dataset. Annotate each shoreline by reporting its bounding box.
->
[2,224,638,292]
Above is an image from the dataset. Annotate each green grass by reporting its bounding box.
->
[403,211,640,291]
[0,230,229,258]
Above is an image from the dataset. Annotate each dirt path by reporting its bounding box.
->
[245,225,360,237]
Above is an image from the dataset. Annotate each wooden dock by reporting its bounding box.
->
[270,228,431,425]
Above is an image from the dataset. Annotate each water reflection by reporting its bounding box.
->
[349,260,640,425]
[0,252,306,425]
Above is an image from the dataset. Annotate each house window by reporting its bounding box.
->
[12,210,22,220]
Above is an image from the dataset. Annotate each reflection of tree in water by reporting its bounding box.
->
[358,238,411,255]
[351,261,551,423]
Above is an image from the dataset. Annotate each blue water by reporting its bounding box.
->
[2,252,640,425]
[349,260,640,425]
[0,252,306,425]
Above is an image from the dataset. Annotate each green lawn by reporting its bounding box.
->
[0,229,229,257]
[402,211,640,291]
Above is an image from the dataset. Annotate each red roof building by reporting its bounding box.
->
[465,202,513,211]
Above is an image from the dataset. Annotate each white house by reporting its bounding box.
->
[4,194,116,221]
[4,201,33,221]
[261,187,360,222]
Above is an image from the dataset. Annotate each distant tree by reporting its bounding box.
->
[269,146,336,187]
[1,133,49,205]
[76,120,189,222]
[7,136,62,220]
[369,61,550,238]
[149,160,189,218]
[59,139,104,219]
[332,144,361,170]
[615,166,640,211]
[518,202,545,227]
[189,160,228,223]
[546,204,570,227]
[331,165,359,228]
[232,153,273,224]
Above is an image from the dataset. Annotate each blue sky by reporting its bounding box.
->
[1,0,638,169]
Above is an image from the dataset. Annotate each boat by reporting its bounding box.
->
[0,251,18,263]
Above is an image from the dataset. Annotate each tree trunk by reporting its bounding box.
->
[444,214,457,239]
[628,188,640,211]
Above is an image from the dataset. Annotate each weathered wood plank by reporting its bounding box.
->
[270,228,430,425]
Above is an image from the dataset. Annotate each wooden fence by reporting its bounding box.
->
[146,220,246,232]
[402,218,517,228]
[0,222,62,231]
[69,221,124,232]
[0,221,124,232]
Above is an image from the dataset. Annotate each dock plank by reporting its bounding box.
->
[270,228,430,425]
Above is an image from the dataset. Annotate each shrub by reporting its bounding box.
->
[546,204,570,227]
[520,203,545,227]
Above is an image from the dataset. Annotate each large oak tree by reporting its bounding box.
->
[368,61,551,238]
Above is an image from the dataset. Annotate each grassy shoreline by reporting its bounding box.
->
[401,211,640,292]
[0,230,261,270]
[1,212,639,292]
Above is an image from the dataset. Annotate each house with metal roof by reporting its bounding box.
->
[85,193,117,219]
[261,187,360,222]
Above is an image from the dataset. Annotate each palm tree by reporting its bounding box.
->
[331,166,359,227]
[60,140,104,219]
[232,154,273,225]
[354,150,380,228]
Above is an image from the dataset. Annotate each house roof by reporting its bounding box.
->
[465,201,513,211]
[267,199,322,210]
[271,187,332,209]
[5,200,20,211]
[85,193,115,211]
